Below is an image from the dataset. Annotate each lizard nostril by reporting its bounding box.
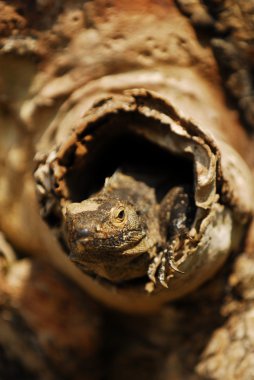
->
[76,228,91,239]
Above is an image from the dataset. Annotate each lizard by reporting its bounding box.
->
[64,171,196,289]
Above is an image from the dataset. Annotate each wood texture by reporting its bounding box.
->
[1,1,254,379]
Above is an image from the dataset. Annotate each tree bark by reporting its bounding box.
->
[1,1,254,379]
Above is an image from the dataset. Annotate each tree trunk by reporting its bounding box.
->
[0,1,254,379]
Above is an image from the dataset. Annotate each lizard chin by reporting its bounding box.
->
[70,250,152,283]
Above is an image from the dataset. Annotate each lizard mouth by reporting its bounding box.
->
[68,220,147,252]
[76,231,147,253]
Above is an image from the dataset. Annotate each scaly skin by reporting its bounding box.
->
[64,172,195,287]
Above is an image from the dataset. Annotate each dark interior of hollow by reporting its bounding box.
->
[64,131,194,203]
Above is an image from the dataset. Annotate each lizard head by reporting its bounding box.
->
[65,196,147,257]
[63,172,158,282]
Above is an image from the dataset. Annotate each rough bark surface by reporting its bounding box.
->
[1,1,254,379]
[176,0,254,131]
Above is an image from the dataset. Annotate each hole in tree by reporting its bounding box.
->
[65,132,194,203]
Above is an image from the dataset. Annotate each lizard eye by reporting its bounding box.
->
[117,209,125,220]
[111,207,126,225]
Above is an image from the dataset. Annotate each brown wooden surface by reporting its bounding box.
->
[1,1,254,379]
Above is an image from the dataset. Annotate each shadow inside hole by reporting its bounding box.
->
[65,132,194,203]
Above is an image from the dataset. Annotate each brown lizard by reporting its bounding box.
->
[64,172,195,288]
